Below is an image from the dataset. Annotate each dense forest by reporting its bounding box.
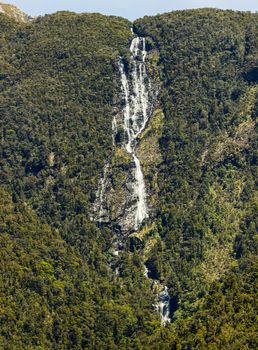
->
[0,4,257,349]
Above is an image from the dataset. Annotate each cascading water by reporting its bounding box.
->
[95,33,171,325]
[95,163,109,223]
[119,34,171,325]
[118,36,149,230]
[155,286,171,325]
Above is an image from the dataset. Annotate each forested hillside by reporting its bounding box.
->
[135,9,258,348]
[0,5,257,349]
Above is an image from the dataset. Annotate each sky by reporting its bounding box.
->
[4,0,257,20]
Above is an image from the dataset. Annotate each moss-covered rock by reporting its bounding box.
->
[136,109,164,209]
[112,147,132,167]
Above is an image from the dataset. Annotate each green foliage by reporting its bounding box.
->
[0,188,163,349]
[135,8,258,347]
[0,7,257,349]
[0,11,131,242]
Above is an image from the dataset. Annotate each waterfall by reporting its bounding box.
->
[118,36,149,230]
[119,36,171,324]
[112,116,117,145]
[143,264,149,278]
[95,34,171,325]
[95,163,109,223]
[155,286,171,325]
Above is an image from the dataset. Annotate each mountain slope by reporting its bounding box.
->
[0,6,257,349]
[0,11,131,249]
[135,6,257,305]
[0,10,163,349]
[0,187,163,349]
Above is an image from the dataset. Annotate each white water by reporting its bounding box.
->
[118,36,149,230]
[143,265,149,277]
[155,286,171,325]
[117,35,172,325]
[112,116,117,146]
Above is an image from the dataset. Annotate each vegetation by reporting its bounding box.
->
[0,188,163,349]
[0,7,257,349]
[0,11,131,254]
[135,8,258,347]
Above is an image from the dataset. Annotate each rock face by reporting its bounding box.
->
[93,36,172,325]
[0,3,31,22]
[94,34,161,243]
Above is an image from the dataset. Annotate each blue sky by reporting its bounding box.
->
[5,1,258,20]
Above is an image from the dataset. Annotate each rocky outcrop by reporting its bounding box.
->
[0,3,32,22]
[94,35,162,243]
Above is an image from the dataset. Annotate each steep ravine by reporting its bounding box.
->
[94,33,171,324]
[94,35,155,237]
